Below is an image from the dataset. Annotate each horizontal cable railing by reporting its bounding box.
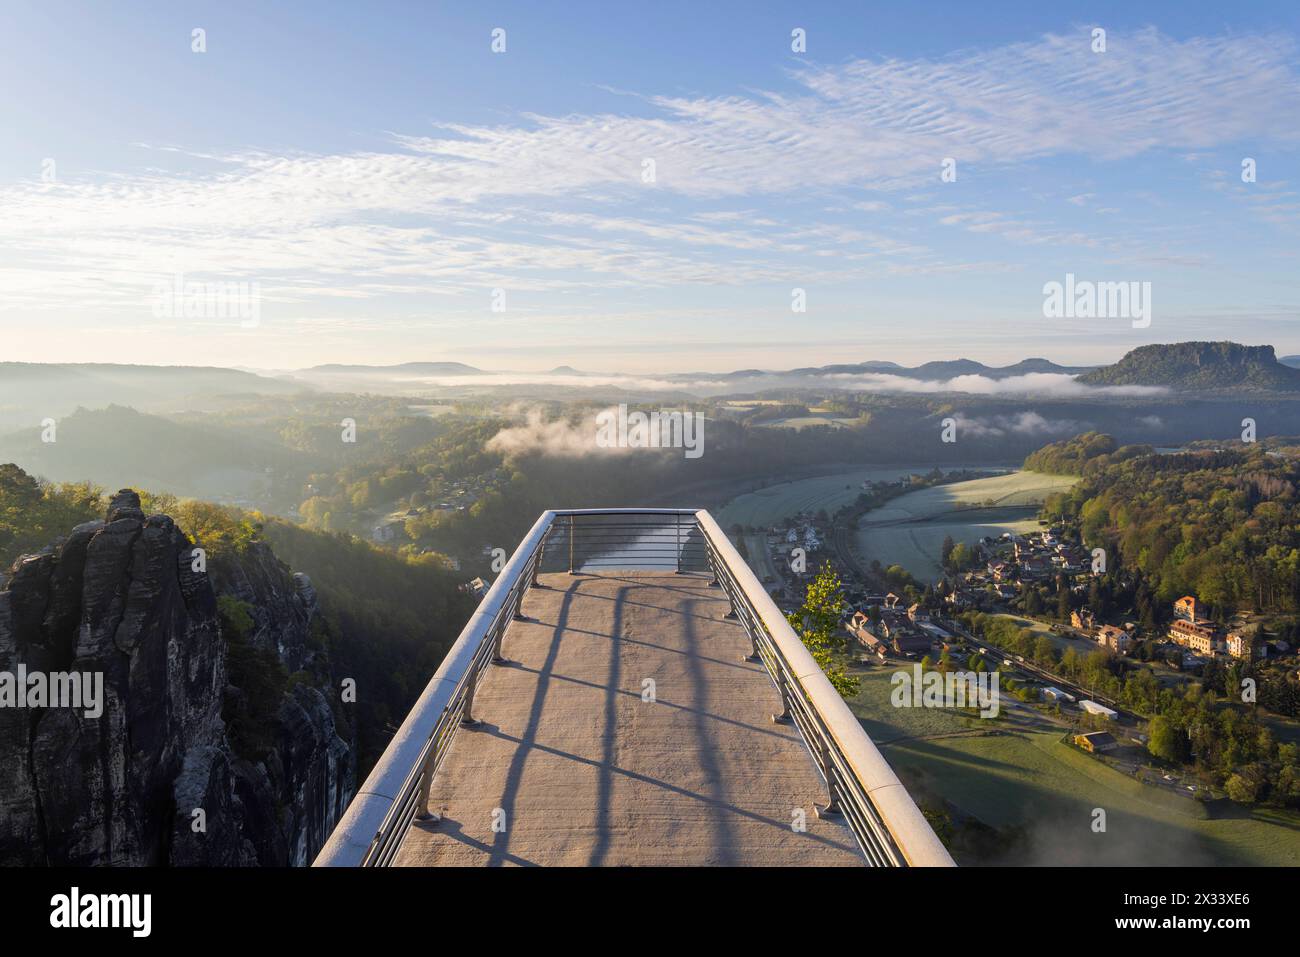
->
[537,511,709,573]
[314,507,953,867]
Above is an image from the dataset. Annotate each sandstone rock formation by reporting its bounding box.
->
[0,490,354,865]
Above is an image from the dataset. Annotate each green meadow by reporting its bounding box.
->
[851,668,1300,866]
[854,470,1079,583]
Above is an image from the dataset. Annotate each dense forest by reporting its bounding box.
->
[1035,443,1300,615]
[0,463,102,566]
[1022,431,1154,476]
[257,518,475,766]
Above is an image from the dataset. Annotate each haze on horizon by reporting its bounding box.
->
[3,1,1299,372]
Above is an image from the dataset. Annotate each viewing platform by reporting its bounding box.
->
[316,509,954,868]
[394,571,861,866]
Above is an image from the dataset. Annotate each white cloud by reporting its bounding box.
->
[324,367,1167,399]
[820,371,1165,397]
[952,411,1087,437]
[1,26,1297,323]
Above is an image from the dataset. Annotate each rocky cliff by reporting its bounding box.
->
[0,490,354,865]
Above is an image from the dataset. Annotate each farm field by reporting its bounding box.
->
[753,415,861,430]
[854,470,1078,583]
[850,668,1300,866]
[716,466,1005,530]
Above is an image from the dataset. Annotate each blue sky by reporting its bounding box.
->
[2,1,1299,372]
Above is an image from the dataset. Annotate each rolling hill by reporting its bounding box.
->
[0,362,307,430]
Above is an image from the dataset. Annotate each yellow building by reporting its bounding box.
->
[1169,618,1217,655]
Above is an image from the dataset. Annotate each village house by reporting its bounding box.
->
[846,611,887,658]
[1168,595,1221,654]
[1173,595,1200,623]
[1097,624,1132,656]
[875,611,933,658]
[1074,731,1119,754]
[1169,617,1219,655]
[945,588,979,610]
[1071,608,1096,633]
[1020,556,1054,580]
[890,630,934,658]
[1226,631,1259,660]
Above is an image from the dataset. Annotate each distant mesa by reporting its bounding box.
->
[1077,341,1300,392]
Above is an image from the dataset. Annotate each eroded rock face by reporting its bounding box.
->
[0,490,355,866]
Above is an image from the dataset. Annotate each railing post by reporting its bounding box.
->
[460,668,481,727]
[491,617,508,664]
[675,512,682,573]
[568,515,575,574]
[414,741,440,821]
[816,735,841,818]
[512,583,530,622]
[771,666,793,724]
[723,576,739,619]
[737,605,762,663]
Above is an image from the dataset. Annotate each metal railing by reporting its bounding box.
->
[313,507,953,867]
[693,510,952,866]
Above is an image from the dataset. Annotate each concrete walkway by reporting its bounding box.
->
[394,571,862,866]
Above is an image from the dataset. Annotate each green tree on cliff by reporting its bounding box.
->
[786,563,859,698]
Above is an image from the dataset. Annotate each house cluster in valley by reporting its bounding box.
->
[846,594,959,660]
[950,527,1093,608]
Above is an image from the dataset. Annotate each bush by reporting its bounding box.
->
[218,595,288,759]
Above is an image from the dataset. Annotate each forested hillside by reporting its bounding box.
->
[1040,444,1300,614]
[1078,342,1300,392]
[1023,431,1153,476]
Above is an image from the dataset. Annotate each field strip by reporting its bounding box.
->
[1025,732,1209,821]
